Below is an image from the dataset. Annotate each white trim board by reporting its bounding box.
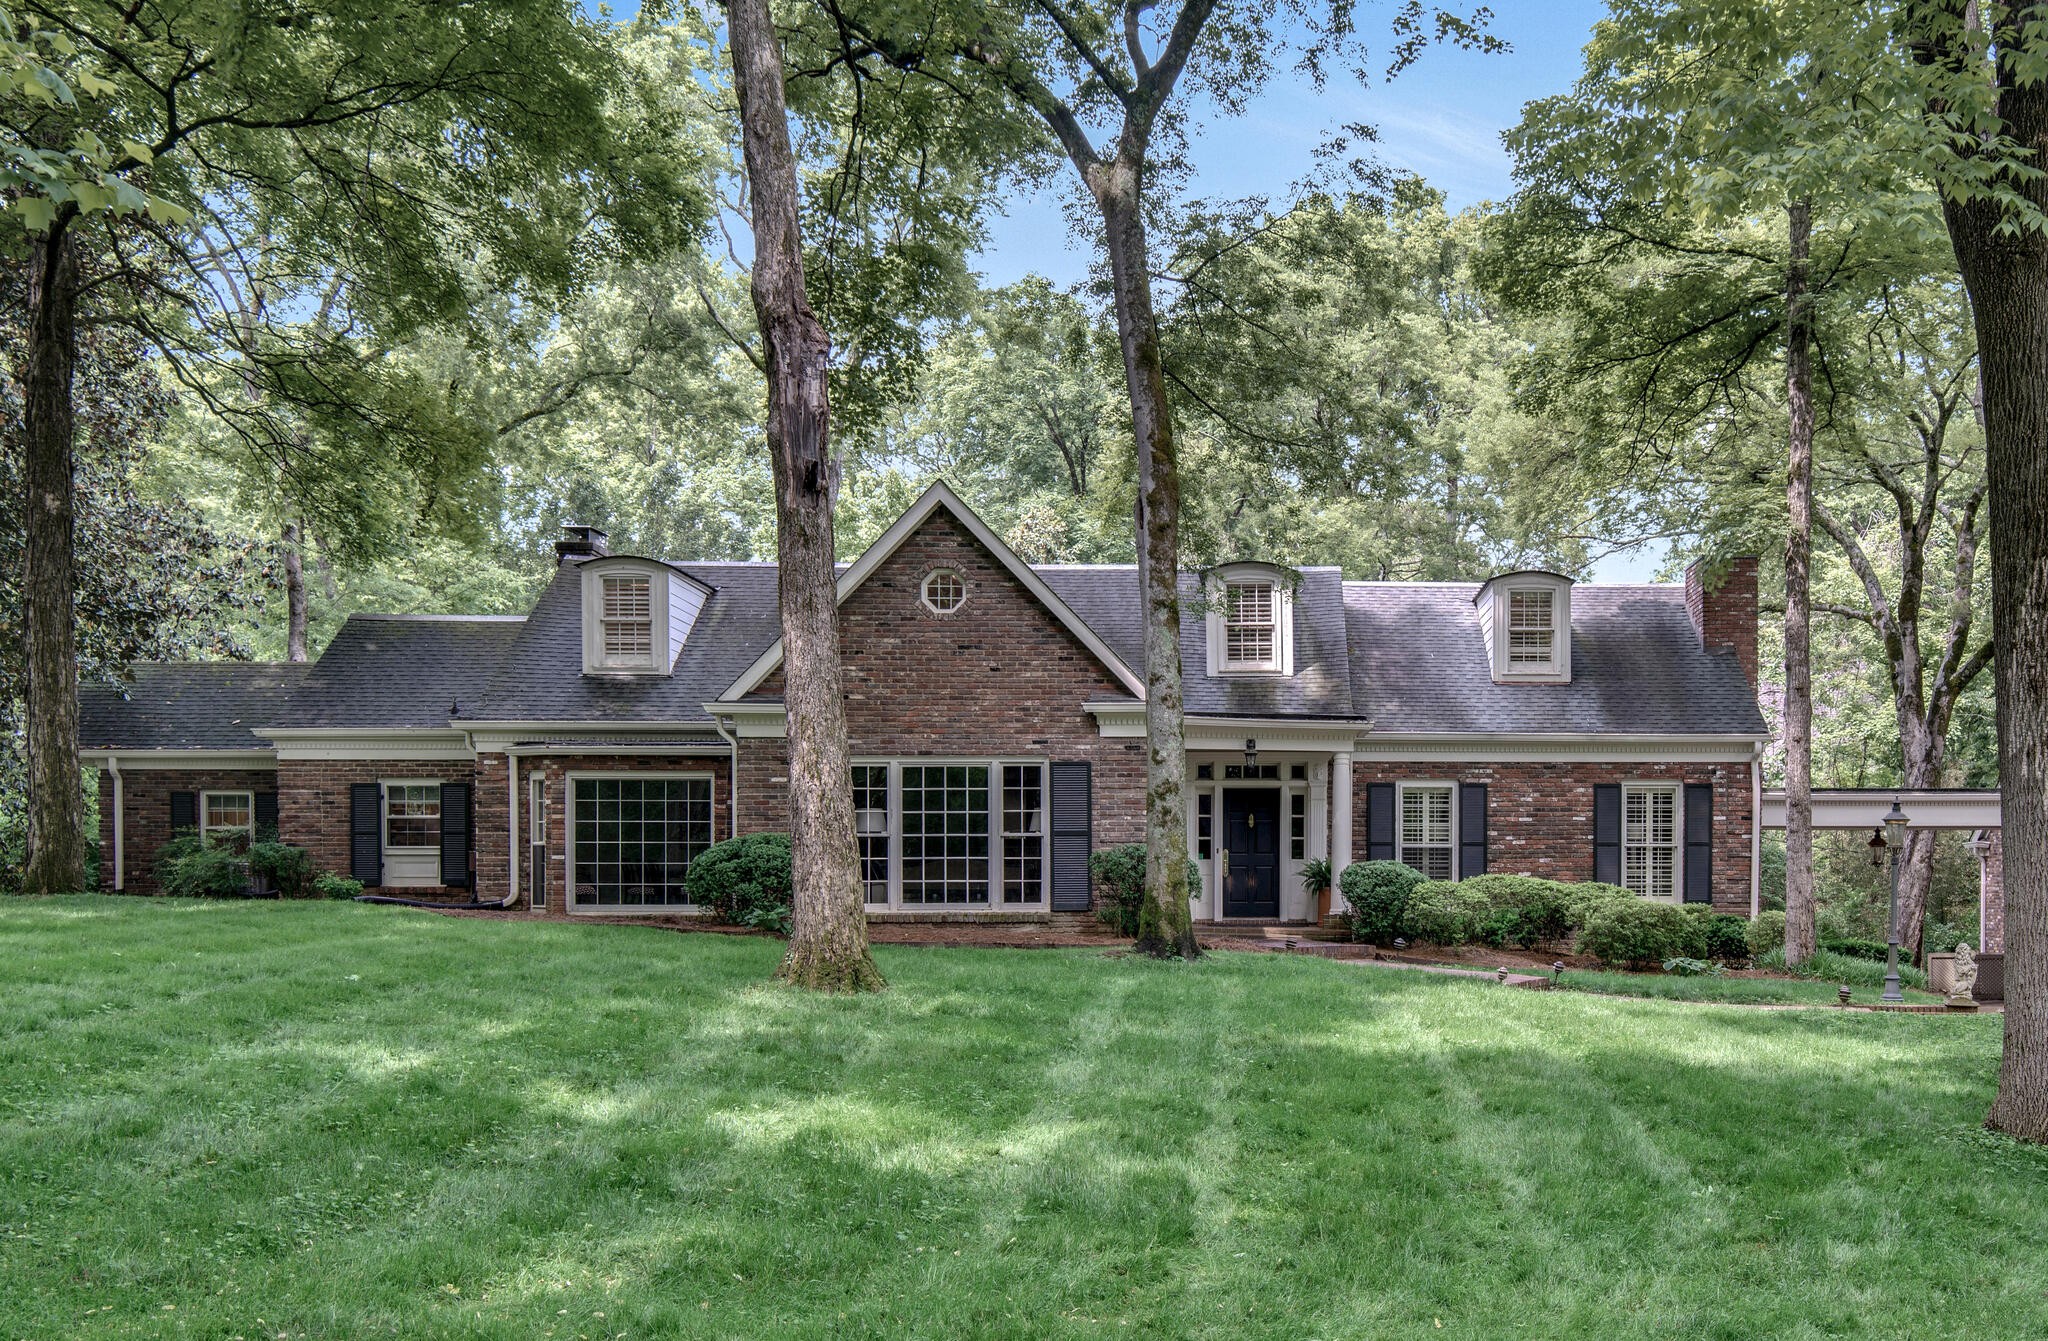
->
[80,749,277,771]
[719,480,1147,701]
[1759,789,2003,831]
[265,730,475,762]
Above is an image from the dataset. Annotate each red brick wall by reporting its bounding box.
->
[473,753,732,915]
[736,511,1145,855]
[1686,556,1759,688]
[98,766,279,894]
[1351,759,1755,914]
[276,758,479,894]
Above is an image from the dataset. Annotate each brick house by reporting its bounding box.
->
[79,482,1769,920]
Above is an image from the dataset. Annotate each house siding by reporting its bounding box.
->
[277,758,481,896]
[98,766,279,894]
[1351,759,1755,914]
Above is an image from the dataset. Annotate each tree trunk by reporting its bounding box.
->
[1093,167,1197,960]
[726,0,881,991]
[22,221,86,895]
[283,520,309,662]
[1782,199,1818,966]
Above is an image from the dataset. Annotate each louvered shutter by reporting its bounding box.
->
[1458,783,1488,878]
[349,782,383,884]
[1049,762,1092,911]
[169,790,197,834]
[439,782,472,888]
[254,790,279,838]
[1683,783,1713,903]
[1593,784,1622,886]
[1366,782,1396,861]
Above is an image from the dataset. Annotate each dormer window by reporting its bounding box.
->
[600,575,654,666]
[1205,562,1295,676]
[1475,570,1572,684]
[579,555,709,676]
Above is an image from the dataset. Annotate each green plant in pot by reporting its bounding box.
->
[1299,857,1333,923]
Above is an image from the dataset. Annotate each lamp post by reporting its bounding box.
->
[1882,798,1909,1003]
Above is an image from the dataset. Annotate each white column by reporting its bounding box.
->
[1331,750,1354,909]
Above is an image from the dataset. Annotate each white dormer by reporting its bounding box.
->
[579,556,708,675]
[1474,570,1572,684]
[1205,562,1296,677]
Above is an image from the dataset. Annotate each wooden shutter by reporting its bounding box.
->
[1593,784,1622,885]
[349,782,383,884]
[440,782,473,888]
[1458,783,1488,878]
[254,791,278,837]
[1366,782,1396,861]
[1683,783,1713,903]
[169,790,197,833]
[1049,762,1092,911]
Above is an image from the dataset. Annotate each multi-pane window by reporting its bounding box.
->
[1399,785,1455,880]
[1001,765,1045,903]
[1223,581,1277,668]
[571,776,712,907]
[1223,763,1281,780]
[1623,785,1679,900]
[1196,793,1213,860]
[385,784,442,849]
[900,765,990,904]
[1507,589,1555,665]
[600,574,654,665]
[921,569,967,614]
[853,765,891,904]
[1290,791,1307,860]
[202,791,254,852]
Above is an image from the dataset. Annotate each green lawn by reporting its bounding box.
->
[1555,969,1947,1006]
[3,898,2044,1340]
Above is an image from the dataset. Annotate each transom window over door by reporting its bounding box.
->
[1223,582,1277,669]
[1623,785,1678,899]
[1507,589,1555,665]
[1399,785,1454,880]
[600,574,653,666]
[900,764,990,904]
[571,775,713,907]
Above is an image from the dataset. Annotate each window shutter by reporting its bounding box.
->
[1049,762,1092,912]
[1366,783,1396,861]
[1458,783,1488,878]
[349,782,383,884]
[1593,784,1622,885]
[254,790,279,836]
[170,790,197,833]
[1683,783,1713,903]
[440,782,473,888]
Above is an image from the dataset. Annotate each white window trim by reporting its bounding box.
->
[1620,781,1683,903]
[1205,563,1296,677]
[920,568,968,615]
[380,778,444,855]
[580,558,673,676]
[1483,575,1572,684]
[852,758,1050,909]
[198,789,255,844]
[1395,780,1459,882]
[563,770,717,914]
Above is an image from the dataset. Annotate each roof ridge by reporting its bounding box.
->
[346,613,528,622]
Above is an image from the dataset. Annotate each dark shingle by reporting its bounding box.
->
[273,615,526,728]
[79,663,312,750]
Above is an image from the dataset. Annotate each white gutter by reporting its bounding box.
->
[504,746,524,908]
[709,713,741,841]
[108,755,124,892]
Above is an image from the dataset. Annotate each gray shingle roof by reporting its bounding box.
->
[1345,582,1767,735]
[272,615,527,729]
[78,662,311,750]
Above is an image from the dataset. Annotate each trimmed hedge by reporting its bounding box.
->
[1578,900,1696,969]
[1338,860,1424,944]
[685,833,794,935]
[1089,844,1199,936]
[1400,880,1491,945]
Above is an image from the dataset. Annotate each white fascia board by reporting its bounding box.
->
[265,729,475,762]
[79,749,278,770]
[1353,733,1766,764]
[464,720,733,752]
[719,480,1147,702]
[1760,789,2004,831]
[702,701,787,739]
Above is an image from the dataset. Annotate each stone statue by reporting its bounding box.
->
[1950,942,1979,1007]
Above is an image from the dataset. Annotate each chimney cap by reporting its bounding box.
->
[554,523,610,563]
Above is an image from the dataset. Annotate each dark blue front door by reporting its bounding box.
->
[1222,788,1280,918]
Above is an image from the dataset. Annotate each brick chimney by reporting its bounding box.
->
[1685,555,1758,687]
[554,523,610,564]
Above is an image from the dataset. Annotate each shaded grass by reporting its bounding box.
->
[1556,968,1946,1006]
[1,895,2042,1339]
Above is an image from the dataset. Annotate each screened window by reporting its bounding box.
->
[1223,581,1278,668]
[385,784,442,849]
[1623,785,1679,900]
[601,574,654,666]
[853,764,891,904]
[1399,785,1454,881]
[900,765,990,904]
[571,776,713,907]
[1507,589,1555,665]
[1001,764,1045,903]
[202,791,254,852]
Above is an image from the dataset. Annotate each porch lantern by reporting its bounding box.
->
[1882,797,1909,1003]
[1243,737,1259,771]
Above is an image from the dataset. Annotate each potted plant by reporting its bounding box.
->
[1300,857,1333,924]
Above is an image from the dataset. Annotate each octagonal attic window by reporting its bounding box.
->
[922,569,966,614]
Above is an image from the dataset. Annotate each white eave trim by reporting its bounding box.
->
[702,701,788,739]
[1760,789,2004,831]
[717,480,1147,702]
[261,727,475,762]
[80,748,278,770]
[1354,732,1766,763]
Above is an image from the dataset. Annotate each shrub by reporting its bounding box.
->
[1746,909,1787,957]
[1925,920,1979,955]
[1461,875,1574,943]
[1088,844,1199,936]
[1820,937,1890,963]
[156,832,251,899]
[685,833,795,935]
[1695,913,1752,963]
[1557,882,1640,934]
[1578,900,1694,969]
[313,872,364,900]
[1756,946,1928,991]
[248,840,315,898]
[1471,906,1530,949]
[1400,880,1490,945]
[1338,860,1424,945]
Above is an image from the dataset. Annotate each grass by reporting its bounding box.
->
[1555,969,1945,1006]
[2,896,2044,1340]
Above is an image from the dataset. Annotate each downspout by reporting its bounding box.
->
[504,745,523,908]
[108,755,124,892]
[710,713,741,841]
[1750,743,1764,918]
